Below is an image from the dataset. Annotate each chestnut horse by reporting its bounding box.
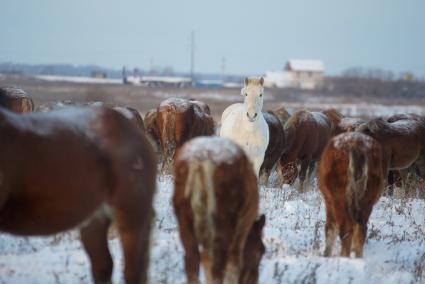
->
[356,116,425,177]
[157,97,214,170]
[0,86,34,113]
[143,108,160,149]
[173,137,265,284]
[334,117,365,135]
[0,106,157,284]
[259,111,286,185]
[319,132,387,257]
[279,108,343,190]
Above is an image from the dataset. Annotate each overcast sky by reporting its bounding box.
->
[1,0,424,76]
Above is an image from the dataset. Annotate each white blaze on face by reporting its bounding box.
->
[241,78,264,122]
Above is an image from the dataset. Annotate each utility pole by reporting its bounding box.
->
[190,31,195,84]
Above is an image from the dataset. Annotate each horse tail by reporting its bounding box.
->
[159,105,177,165]
[185,159,216,250]
[346,147,369,223]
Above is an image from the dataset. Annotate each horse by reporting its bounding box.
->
[318,132,387,258]
[0,86,34,113]
[143,108,160,149]
[356,116,425,177]
[173,136,265,284]
[279,108,342,191]
[334,117,365,135]
[220,77,269,177]
[156,97,214,171]
[259,111,286,185]
[0,106,157,284]
[272,106,291,126]
[36,100,146,133]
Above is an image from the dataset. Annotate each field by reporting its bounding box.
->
[0,75,424,283]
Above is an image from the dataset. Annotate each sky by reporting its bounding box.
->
[0,0,424,76]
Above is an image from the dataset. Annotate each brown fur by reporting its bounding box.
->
[271,106,291,126]
[334,117,365,135]
[173,137,265,284]
[0,106,157,284]
[259,111,286,184]
[318,132,387,257]
[279,109,341,190]
[357,116,425,176]
[157,98,214,170]
[0,87,34,113]
[143,108,160,149]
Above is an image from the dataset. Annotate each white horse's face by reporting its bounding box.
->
[241,77,264,122]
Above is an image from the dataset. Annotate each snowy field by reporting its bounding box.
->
[0,175,424,284]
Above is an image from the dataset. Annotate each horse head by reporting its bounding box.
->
[241,77,264,122]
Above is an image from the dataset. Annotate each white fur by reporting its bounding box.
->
[220,78,269,177]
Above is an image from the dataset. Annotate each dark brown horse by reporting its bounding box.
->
[356,116,425,177]
[279,108,343,190]
[259,111,286,185]
[36,100,146,134]
[319,132,387,257]
[272,106,291,126]
[173,137,265,284]
[157,97,214,170]
[0,106,157,284]
[0,87,34,113]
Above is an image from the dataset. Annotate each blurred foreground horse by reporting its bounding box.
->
[173,137,265,284]
[0,106,157,284]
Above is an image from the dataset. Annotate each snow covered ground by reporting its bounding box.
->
[0,175,424,284]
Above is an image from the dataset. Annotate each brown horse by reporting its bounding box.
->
[259,111,286,185]
[36,100,146,134]
[356,116,425,176]
[0,86,34,113]
[143,108,160,149]
[279,108,343,190]
[272,106,291,126]
[157,97,214,170]
[334,117,365,135]
[173,137,265,284]
[318,132,387,257]
[0,106,157,284]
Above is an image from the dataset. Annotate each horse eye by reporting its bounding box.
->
[259,93,263,97]
[245,93,248,96]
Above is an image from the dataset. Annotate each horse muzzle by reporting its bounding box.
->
[246,112,258,122]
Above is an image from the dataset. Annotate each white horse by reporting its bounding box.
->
[220,77,269,177]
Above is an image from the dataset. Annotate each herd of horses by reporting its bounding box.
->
[0,80,424,284]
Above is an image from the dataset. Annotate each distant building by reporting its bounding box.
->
[264,59,325,90]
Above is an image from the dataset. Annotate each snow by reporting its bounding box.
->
[0,176,424,283]
[36,75,122,85]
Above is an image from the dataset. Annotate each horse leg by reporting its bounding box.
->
[80,207,113,284]
[175,207,201,284]
[339,220,354,257]
[114,205,153,284]
[323,204,337,257]
[352,223,367,258]
[298,158,310,192]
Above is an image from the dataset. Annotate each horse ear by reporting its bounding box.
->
[244,77,250,86]
[259,77,264,86]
